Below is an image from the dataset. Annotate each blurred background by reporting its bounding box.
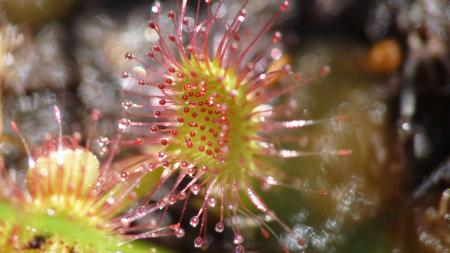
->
[0,0,449,252]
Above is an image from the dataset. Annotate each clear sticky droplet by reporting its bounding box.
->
[235,245,244,253]
[175,228,185,238]
[208,197,217,208]
[132,66,147,78]
[191,184,200,195]
[215,222,224,233]
[194,237,203,248]
[118,118,131,132]
[234,234,244,244]
[190,216,199,227]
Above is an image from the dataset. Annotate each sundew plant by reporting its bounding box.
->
[120,0,350,252]
[0,1,349,253]
[0,108,169,253]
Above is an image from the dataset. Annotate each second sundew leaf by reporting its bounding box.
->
[0,125,173,253]
[0,202,171,253]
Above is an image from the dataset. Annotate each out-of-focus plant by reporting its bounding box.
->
[0,0,75,26]
[0,107,171,253]
[415,188,450,252]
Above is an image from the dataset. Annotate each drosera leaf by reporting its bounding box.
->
[0,201,172,253]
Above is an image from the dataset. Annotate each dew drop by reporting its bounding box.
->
[132,66,147,78]
[124,52,134,60]
[147,51,155,58]
[271,48,283,60]
[320,66,331,76]
[107,197,115,205]
[215,222,224,233]
[134,138,143,145]
[137,206,146,215]
[121,100,133,110]
[148,163,156,172]
[208,197,217,207]
[234,234,244,244]
[187,167,196,176]
[175,228,185,238]
[191,184,200,195]
[168,10,176,20]
[120,217,129,225]
[194,237,203,248]
[297,238,307,250]
[157,199,166,209]
[279,0,290,11]
[120,171,129,182]
[118,118,131,132]
[272,31,282,43]
[177,191,187,200]
[235,245,244,253]
[190,216,199,227]
[151,3,160,13]
[148,20,157,29]
[231,42,238,50]
[168,195,177,205]
[237,9,247,22]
